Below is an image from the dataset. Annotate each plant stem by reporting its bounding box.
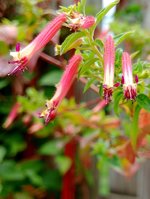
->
[85,30,103,63]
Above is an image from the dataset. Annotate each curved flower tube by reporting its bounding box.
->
[103,35,115,103]
[8,14,67,75]
[40,54,82,124]
[122,52,137,100]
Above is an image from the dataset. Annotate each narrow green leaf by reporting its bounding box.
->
[99,83,103,97]
[39,70,62,86]
[136,94,150,112]
[95,0,120,26]
[80,0,87,15]
[60,32,85,55]
[79,57,98,75]
[131,105,141,149]
[115,48,123,70]
[133,61,143,74]
[131,51,140,59]
[83,78,95,93]
[114,31,134,46]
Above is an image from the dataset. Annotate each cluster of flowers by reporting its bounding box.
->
[103,35,138,103]
[8,13,137,124]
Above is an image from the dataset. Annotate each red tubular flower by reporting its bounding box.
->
[103,35,115,103]
[40,54,82,124]
[92,99,106,113]
[80,16,95,29]
[3,102,20,128]
[122,52,137,100]
[8,14,66,75]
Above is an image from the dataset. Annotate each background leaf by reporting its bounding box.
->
[39,70,62,86]
[137,94,150,112]
[60,32,85,55]
[114,31,134,46]
[95,0,120,26]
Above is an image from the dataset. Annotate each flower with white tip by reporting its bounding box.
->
[40,54,82,125]
[103,35,115,103]
[122,52,137,100]
[8,14,66,75]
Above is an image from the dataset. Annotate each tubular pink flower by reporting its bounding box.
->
[3,102,20,128]
[8,14,66,75]
[80,16,95,29]
[103,35,115,103]
[92,99,106,113]
[40,54,82,124]
[68,13,95,30]
[122,52,137,100]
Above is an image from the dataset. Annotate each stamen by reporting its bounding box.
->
[121,76,124,84]
[103,87,113,104]
[45,108,56,125]
[16,43,20,52]
[135,75,138,83]
[8,56,28,75]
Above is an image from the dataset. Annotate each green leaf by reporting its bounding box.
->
[83,78,96,93]
[0,146,6,162]
[114,31,134,46]
[39,70,62,86]
[0,161,25,181]
[79,0,86,14]
[131,104,141,148]
[0,41,9,55]
[38,140,62,155]
[133,60,143,74]
[55,156,71,174]
[94,38,104,49]
[131,51,140,59]
[115,48,123,70]
[60,32,85,55]
[19,160,43,173]
[136,94,150,112]
[113,91,123,115]
[99,83,103,97]
[79,57,98,75]
[4,134,26,156]
[26,170,43,186]
[0,79,10,89]
[95,0,120,26]
[42,170,61,190]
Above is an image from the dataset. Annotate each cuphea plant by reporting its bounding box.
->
[4,0,150,197]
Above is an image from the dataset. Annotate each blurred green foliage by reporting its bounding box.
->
[0,0,150,198]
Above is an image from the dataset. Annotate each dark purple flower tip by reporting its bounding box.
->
[135,75,138,83]
[45,108,56,125]
[121,76,124,84]
[124,87,137,100]
[103,87,113,104]
[8,56,28,75]
[15,43,20,52]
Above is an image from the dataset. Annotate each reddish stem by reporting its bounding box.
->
[61,139,77,199]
